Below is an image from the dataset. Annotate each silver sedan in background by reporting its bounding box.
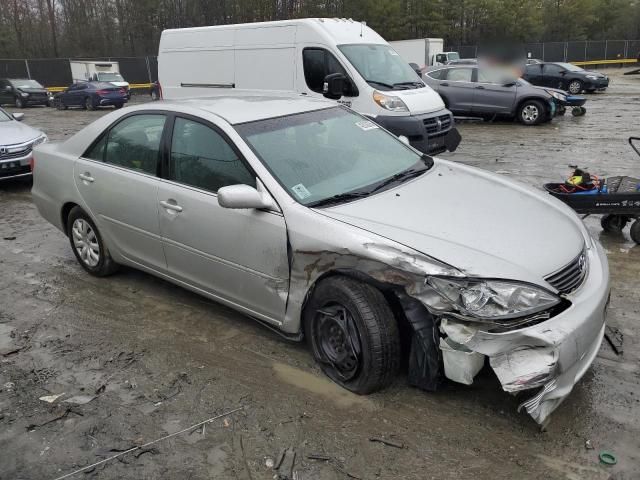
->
[31,95,609,425]
[0,107,47,181]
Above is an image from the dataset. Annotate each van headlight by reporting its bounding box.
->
[373,91,409,112]
[427,277,560,321]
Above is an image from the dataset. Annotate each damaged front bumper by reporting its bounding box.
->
[439,241,609,425]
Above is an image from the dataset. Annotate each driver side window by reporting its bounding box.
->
[302,48,354,96]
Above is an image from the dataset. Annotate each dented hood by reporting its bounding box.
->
[318,159,585,284]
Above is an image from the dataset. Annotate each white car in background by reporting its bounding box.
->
[0,107,47,181]
[31,95,609,425]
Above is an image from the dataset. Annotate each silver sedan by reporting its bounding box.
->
[31,96,609,425]
[0,107,47,181]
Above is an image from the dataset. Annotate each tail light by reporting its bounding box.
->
[96,89,111,95]
[119,88,126,95]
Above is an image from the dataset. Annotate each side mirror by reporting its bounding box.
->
[398,135,410,146]
[218,181,278,211]
[12,113,24,121]
[4,86,11,92]
[323,73,347,100]
[409,62,422,78]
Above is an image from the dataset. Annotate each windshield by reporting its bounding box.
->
[237,108,429,206]
[97,73,124,82]
[338,44,425,90]
[11,79,43,89]
[447,52,460,61]
[0,108,12,122]
[556,63,583,72]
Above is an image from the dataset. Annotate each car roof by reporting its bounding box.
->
[153,94,338,125]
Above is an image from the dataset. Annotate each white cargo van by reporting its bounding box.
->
[389,38,460,68]
[69,61,130,97]
[158,18,460,154]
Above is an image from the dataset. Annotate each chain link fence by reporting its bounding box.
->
[0,56,158,89]
[450,39,640,64]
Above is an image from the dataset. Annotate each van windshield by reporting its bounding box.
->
[338,44,425,90]
[236,107,431,207]
[97,73,125,82]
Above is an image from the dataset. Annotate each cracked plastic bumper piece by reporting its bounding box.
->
[440,242,609,424]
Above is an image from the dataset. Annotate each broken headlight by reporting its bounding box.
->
[427,277,560,321]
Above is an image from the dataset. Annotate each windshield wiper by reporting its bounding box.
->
[307,191,370,208]
[368,164,429,194]
[393,81,424,88]
[366,79,395,90]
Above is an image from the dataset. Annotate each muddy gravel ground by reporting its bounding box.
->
[1,71,640,480]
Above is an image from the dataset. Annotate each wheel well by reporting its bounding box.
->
[61,202,79,236]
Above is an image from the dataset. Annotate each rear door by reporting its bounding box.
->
[542,64,565,89]
[157,115,289,322]
[473,68,517,115]
[74,113,168,271]
[438,67,475,114]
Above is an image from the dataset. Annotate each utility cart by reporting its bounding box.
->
[544,137,640,243]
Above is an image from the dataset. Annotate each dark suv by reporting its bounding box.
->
[0,78,52,108]
[522,62,609,94]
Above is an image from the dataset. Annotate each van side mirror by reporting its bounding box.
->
[12,113,24,121]
[323,73,347,100]
[218,181,278,211]
[409,62,422,78]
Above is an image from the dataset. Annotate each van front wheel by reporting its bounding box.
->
[304,276,400,395]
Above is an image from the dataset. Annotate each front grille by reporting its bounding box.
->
[423,114,452,136]
[0,145,32,161]
[544,250,587,294]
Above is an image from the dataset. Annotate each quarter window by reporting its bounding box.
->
[445,68,473,82]
[427,69,445,80]
[100,114,166,174]
[302,48,352,95]
[169,117,255,192]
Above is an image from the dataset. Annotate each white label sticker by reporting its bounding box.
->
[291,183,311,200]
[355,120,379,131]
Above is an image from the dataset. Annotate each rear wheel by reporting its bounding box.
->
[67,207,118,276]
[84,97,95,110]
[568,80,583,94]
[114,103,123,109]
[630,220,640,244]
[304,276,400,394]
[518,99,545,125]
[601,214,628,233]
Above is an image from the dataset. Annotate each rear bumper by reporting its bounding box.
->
[372,108,461,155]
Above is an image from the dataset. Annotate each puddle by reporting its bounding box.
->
[273,362,376,411]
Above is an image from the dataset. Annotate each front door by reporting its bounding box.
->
[473,68,518,115]
[157,115,289,322]
[74,113,168,271]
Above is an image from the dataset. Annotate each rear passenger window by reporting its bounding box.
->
[303,48,350,94]
[169,118,255,192]
[427,69,445,80]
[445,68,473,82]
[102,114,166,175]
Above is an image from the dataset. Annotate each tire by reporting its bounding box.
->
[601,214,628,233]
[571,106,586,116]
[304,276,400,394]
[55,98,68,110]
[67,207,118,277]
[629,220,640,244]
[114,103,123,109]
[568,80,583,94]
[14,97,24,108]
[84,97,95,110]
[517,99,545,125]
[151,90,158,101]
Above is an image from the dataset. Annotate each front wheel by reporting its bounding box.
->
[67,207,118,276]
[55,98,67,110]
[601,214,628,233]
[629,220,640,244]
[114,103,123,109]
[14,97,24,108]
[304,276,400,394]
[568,80,583,94]
[518,99,545,125]
[151,90,158,101]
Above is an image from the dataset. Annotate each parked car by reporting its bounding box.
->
[54,82,128,110]
[423,65,561,125]
[0,106,47,181]
[32,95,609,425]
[0,78,53,108]
[446,58,478,65]
[523,62,609,94]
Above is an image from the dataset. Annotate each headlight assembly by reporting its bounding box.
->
[373,90,409,112]
[427,276,560,322]
[32,134,48,146]
[586,74,599,80]
[545,90,567,102]
[20,91,29,97]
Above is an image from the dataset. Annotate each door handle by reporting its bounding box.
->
[160,200,183,213]
[475,85,485,89]
[78,172,94,183]
[440,82,449,87]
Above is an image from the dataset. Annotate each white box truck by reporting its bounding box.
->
[158,18,460,154]
[389,39,460,68]
[69,60,130,97]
